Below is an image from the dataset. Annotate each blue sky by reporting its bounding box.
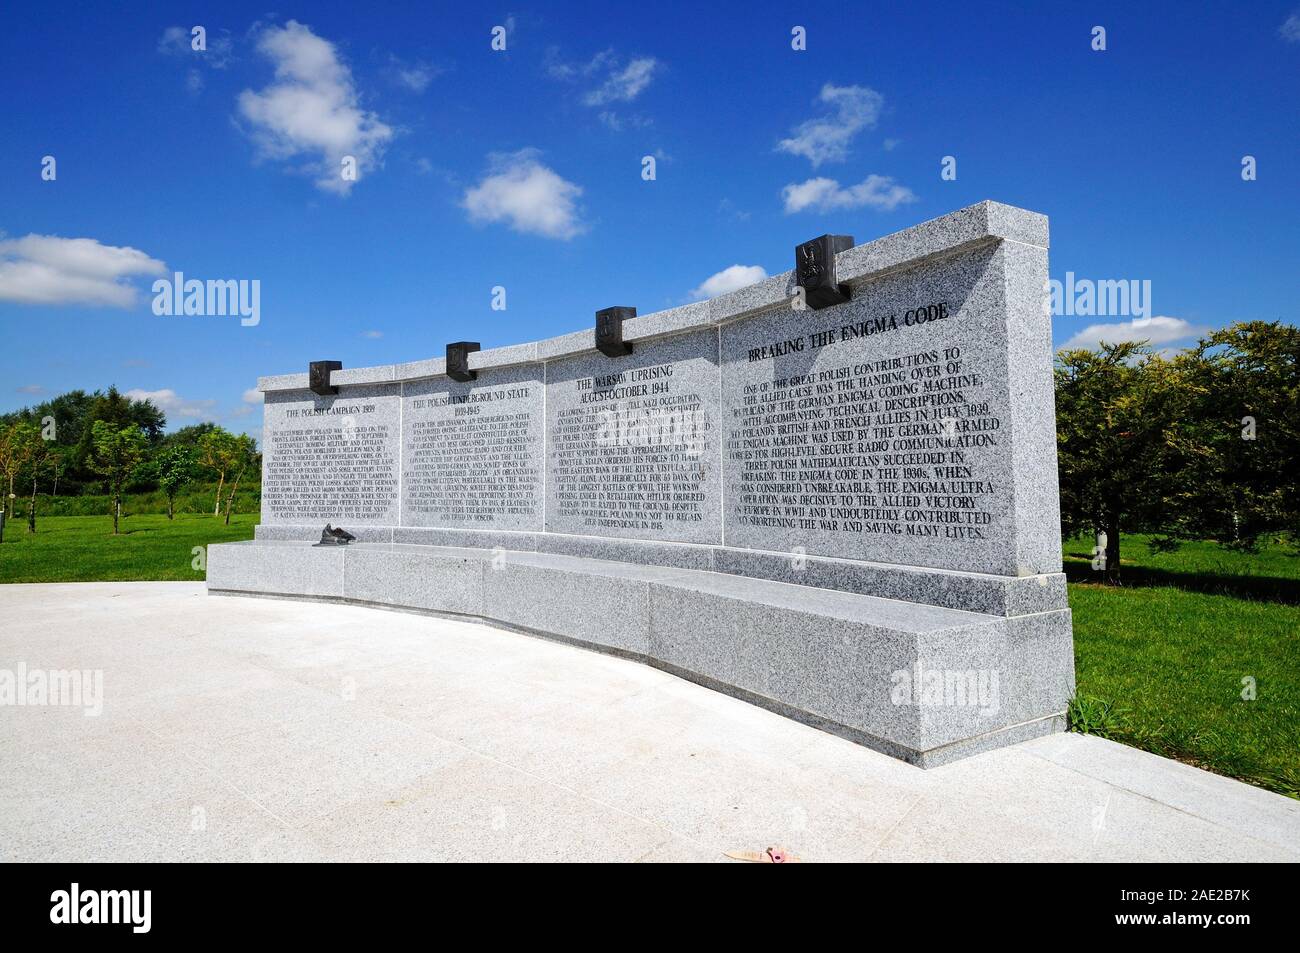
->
[2,1,1297,440]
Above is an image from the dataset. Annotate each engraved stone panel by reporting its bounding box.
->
[545,326,721,543]
[722,242,1020,574]
[261,384,401,526]
[401,365,544,531]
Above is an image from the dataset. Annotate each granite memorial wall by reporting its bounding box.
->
[255,202,1060,583]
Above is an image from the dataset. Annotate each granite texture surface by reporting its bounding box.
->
[535,532,716,572]
[914,713,1065,768]
[260,383,401,528]
[710,547,1068,615]
[249,524,1066,615]
[207,540,345,597]
[341,545,484,616]
[483,554,653,655]
[999,238,1064,574]
[401,365,545,531]
[257,372,310,392]
[468,341,538,370]
[720,239,1034,575]
[393,357,447,381]
[620,299,715,344]
[255,522,395,543]
[649,581,959,752]
[833,201,1047,289]
[544,325,722,544]
[392,526,539,551]
[331,364,397,386]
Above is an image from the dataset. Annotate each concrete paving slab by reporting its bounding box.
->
[1019,731,1300,854]
[1,582,1296,863]
[296,755,676,863]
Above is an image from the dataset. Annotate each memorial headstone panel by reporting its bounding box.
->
[544,326,721,543]
[722,241,1031,576]
[260,383,401,526]
[401,365,545,531]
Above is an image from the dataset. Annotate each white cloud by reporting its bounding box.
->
[157,25,190,55]
[237,20,393,195]
[360,329,383,338]
[397,66,431,91]
[689,265,769,301]
[16,384,45,395]
[0,235,167,307]
[597,111,651,131]
[778,84,884,167]
[544,47,615,81]
[782,174,916,213]
[231,390,261,418]
[461,149,586,240]
[1060,316,1211,351]
[585,57,659,105]
[1281,11,1300,41]
[125,388,219,423]
[547,48,659,129]
[388,55,442,92]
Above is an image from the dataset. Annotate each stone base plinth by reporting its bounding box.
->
[207,540,1074,767]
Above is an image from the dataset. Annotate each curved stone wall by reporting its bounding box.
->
[255,201,1063,585]
[211,201,1076,765]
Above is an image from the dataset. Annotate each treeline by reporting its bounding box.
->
[1056,321,1299,581]
[0,386,259,535]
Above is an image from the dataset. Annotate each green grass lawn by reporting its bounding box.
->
[0,512,255,583]
[1,514,1297,797]
[1065,533,1300,798]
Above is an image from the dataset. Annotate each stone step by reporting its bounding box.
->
[207,540,1074,767]
[253,522,1068,617]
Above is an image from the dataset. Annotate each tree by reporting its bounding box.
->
[24,432,54,533]
[72,386,166,470]
[221,435,258,526]
[0,389,94,446]
[1174,321,1300,547]
[164,422,220,448]
[88,421,147,535]
[48,446,71,498]
[197,428,240,516]
[1054,342,1195,583]
[156,444,197,520]
[0,425,18,519]
[0,422,40,538]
